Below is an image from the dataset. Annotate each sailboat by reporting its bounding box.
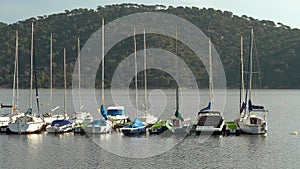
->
[165,87,191,134]
[43,33,67,125]
[163,29,190,135]
[84,18,112,134]
[238,29,268,134]
[138,29,158,127]
[191,38,225,135]
[46,48,74,133]
[73,37,93,133]
[0,30,19,133]
[8,23,44,134]
[121,27,146,136]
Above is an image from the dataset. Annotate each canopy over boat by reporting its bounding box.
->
[132,118,145,128]
[51,119,73,126]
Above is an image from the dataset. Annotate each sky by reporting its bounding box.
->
[0,0,299,28]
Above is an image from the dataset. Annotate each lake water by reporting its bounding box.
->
[0,89,300,169]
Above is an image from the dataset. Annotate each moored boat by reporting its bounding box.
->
[46,119,74,133]
[121,118,146,136]
[8,111,44,134]
[149,120,168,134]
[107,106,129,128]
[191,38,225,135]
[237,29,268,134]
[84,120,112,134]
[121,28,147,136]
[8,23,44,134]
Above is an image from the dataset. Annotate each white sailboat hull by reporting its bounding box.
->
[85,120,112,134]
[139,114,158,126]
[107,115,127,124]
[238,113,267,134]
[8,113,44,134]
[8,122,44,134]
[0,116,10,127]
[239,122,267,134]
[85,125,112,134]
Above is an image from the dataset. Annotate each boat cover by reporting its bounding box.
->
[132,118,145,128]
[100,104,107,120]
[198,102,211,114]
[51,119,73,126]
[248,100,264,111]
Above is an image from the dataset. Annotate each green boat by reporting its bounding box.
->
[149,120,168,134]
[224,121,240,136]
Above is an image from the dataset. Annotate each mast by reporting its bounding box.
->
[175,27,178,83]
[208,38,213,105]
[63,48,67,118]
[16,31,19,108]
[50,33,53,114]
[12,30,18,116]
[176,86,179,113]
[101,18,105,105]
[78,37,81,111]
[134,27,138,117]
[30,22,34,109]
[249,28,254,101]
[34,39,40,117]
[240,36,245,110]
[143,29,147,116]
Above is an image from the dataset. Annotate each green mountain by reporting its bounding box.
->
[0,4,299,89]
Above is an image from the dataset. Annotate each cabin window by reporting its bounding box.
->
[107,109,123,116]
[173,119,180,127]
[250,118,257,124]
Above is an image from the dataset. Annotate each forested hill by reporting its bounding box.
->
[0,4,299,89]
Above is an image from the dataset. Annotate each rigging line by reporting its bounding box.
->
[253,36,263,89]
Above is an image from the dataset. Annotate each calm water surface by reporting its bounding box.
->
[0,89,299,169]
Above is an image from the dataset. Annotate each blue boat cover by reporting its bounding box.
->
[132,118,145,128]
[199,102,211,113]
[26,108,32,115]
[51,119,73,126]
[100,104,107,120]
[240,101,246,114]
[248,100,264,111]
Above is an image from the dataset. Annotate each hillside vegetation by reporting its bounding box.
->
[0,4,299,89]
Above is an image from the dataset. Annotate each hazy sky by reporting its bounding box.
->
[1,0,299,28]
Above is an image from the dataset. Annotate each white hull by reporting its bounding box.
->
[0,116,10,128]
[8,122,44,134]
[239,122,267,134]
[238,112,267,134]
[85,120,112,134]
[194,124,224,132]
[85,125,112,134]
[46,124,73,133]
[107,115,128,125]
[139,114,158,126]
[8,113,44,134]
[166,119,191,134]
